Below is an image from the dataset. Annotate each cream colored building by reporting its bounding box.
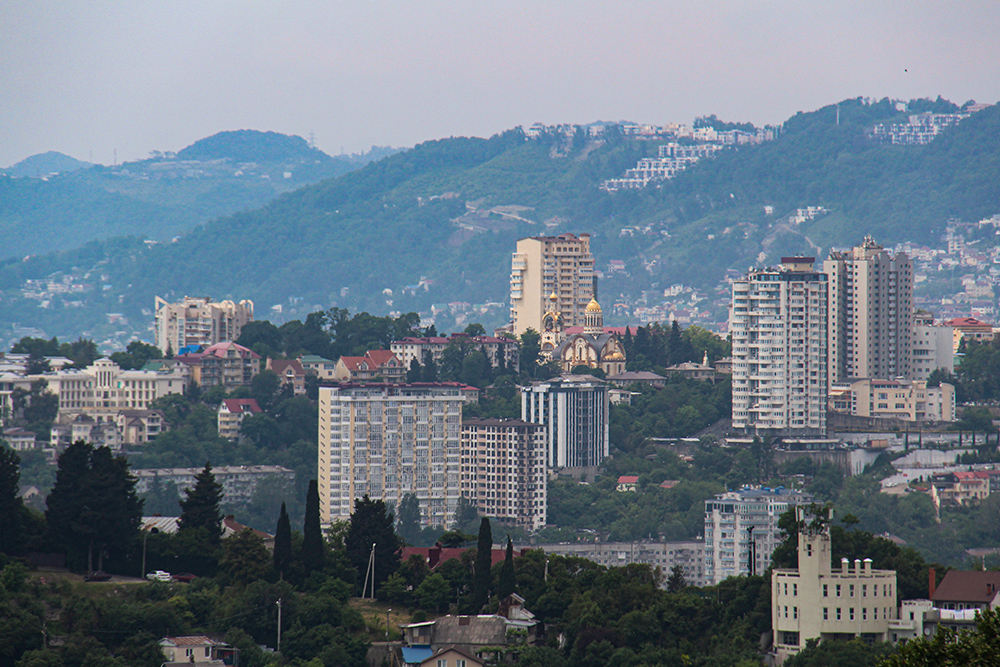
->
[771,507,897,664]
[318,383,469,528]
[460,418,547,531]
[824,237,913,383]
[510,233,595,336]
[831,378,955,422]
[912,312,955,380]
[154,296,254,354]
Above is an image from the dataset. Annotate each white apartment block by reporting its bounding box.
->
[391,335,519,372]
[154,296,254,354]
[318,383,469,528]
[730,258,828,436]
[521,374,609,469]
[533,539,707,588]
[460,418,547,531]
[771,507,896,664]
[134,465,294,504]
[831,378,956,422]
[704,487,812,585]
[510,234,595,337]
[912,312,955,380]
[824,237,913,383]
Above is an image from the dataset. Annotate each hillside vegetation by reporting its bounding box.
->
[1,97,998,341]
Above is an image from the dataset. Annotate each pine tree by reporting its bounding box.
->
[345,494,401,591]
[302,479,325,576]
[0,446,23,554]
[498,535,515,599]
[178,462,223,544]
[273,501,292,579]
[667,564,686,592]
[473,517,492,612]
[396,493,422,546]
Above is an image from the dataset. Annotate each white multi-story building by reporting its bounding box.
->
[521,374,609,470]
[391,335,519,372]
[830,378,956,422]
[154,296,254,355]
[533,539,707,587]
[460,418,547,531]
[510,233,595,337]
[771,506,896,664]
[704,487,812,585]
[730,257,828,436]
[912,312,954,380]
[317,383,469,528]
[824,237,913,383]
[134,465,295,504]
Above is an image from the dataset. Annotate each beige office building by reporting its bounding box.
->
[771,507,896,664]
[824,237,913,383]
[912,312,954,380]
[154,296,254,354]
[510,233,595,336]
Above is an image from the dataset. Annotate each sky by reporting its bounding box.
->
[2,0,999,167]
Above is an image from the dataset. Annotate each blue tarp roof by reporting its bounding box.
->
[401,647,434,665]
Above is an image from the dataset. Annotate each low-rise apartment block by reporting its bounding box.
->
[217,399,263,441]
[134,465,294,504]
[533,539,707,588]
[333,350,406,383]
[830,378,955,422]
[391,335,519,372]
[176,341,260,389]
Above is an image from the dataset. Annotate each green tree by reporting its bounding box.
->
[302,479,325,577]
[452,496,479,531]
[110,341,163,371]
[415,572,451,612]
[345,495,401,592]
[220,528,271,583]
[178,462,224,544]
[473,517,492,612]
[0,446,24,553]
[273,501,292,579]
[666,564,686,592]
[519,329,541,378]
[396,493,422,546]
[498,535,515,599]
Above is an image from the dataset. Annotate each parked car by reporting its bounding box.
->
[171,572,197,583]
[146,570,172,582]
[84,571,112,582]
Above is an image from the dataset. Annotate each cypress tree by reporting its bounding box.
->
[273,501,292,579]
[498,535,515,599]
[473,517,492,612]
[178,462,223,544]
[302,479,325,576]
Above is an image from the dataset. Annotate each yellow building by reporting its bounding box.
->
[831,378,955,422]
[510,233,595,336]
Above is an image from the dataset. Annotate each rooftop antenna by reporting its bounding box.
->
[836,104,840,126]
[308,130,316,149]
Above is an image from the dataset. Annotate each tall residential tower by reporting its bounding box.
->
[510,233,595,336]
[823,237,913,383]
[730,258,828,436]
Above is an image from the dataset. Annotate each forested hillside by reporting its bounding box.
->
[2,97,998,343]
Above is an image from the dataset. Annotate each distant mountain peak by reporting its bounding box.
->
[4,151,94,178]
[175,129,332,164]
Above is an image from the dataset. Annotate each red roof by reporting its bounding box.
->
[365,349,400,367]
[932,570,1000,604]
[162,636,220,647]
[401,545,530,570]
[945,317,992,328]
[220,398,262,414]
[618,475,639,484]
[268,359,305,376]
[200,341,261,359]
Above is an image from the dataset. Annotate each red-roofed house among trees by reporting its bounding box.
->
[332,350,406,383]
[217,399,262,440]
[617,475,639,492]
[944,316,995,352]
[177,341,260,389]
[266,358,307,395]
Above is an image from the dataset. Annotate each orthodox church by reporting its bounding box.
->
[540,293,627,376]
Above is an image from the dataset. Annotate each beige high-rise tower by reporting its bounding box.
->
[510,233,595,336]
[823,237,913,383]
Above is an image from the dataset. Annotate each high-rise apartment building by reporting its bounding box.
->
[460,418,547,531]
[317,383,468,528]
[510,233,595,336]
[730,258,828,436]
[521,374,609,469]
[154,296,254,354]
[824,237,913,382]
[704,487,812,585]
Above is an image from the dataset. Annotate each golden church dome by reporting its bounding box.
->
[585,298,602,313]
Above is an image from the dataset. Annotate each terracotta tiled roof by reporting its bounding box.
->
[618,476,639,484]
[201,341,260,359]
[220,399,262,414]
[161,636,220,647]
[932,570,1000,604]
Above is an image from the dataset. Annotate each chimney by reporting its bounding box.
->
[929,568,936,598]
[841,558,849,574]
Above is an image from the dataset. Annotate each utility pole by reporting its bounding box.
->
[362,542,377,598]
[276,598,283,653]
[386,608,391,641]
[141,528,148,579]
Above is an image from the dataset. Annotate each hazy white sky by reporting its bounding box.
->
[2,0,999,167]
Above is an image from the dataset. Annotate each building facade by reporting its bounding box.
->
[510,233,596,336]
[730,258,828,436]
[460,418,547,531]
[533,539,707,588]
[912,312,955,380]
[521,374,609,469]
[771,507,896,664]
[704,487,812,585]
[391,335,519,372]
[177,341,260,389]
[217,398,263,440]
[831,378,955,422]
[134,465,294,504]
[824,237,913,382]
[154,296,254,354]
[332,350,406,383]
[318,383,469,528]
[546,297,627,376]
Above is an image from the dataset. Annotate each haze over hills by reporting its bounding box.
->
[1,97,998,348]
[0,130,399,258]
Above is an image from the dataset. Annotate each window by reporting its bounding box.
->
[457,661,467,667]
[850,584,855,598]
[823,607,829,620]
[836,584,841,597]
[863,584,867,597]
[793,606,798,619]
[438,660,446,667]
[823,584,828,597]
[836,608,842,621]
[850,608,855,621]
[862,607,867,621]
[793,583,798,597]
